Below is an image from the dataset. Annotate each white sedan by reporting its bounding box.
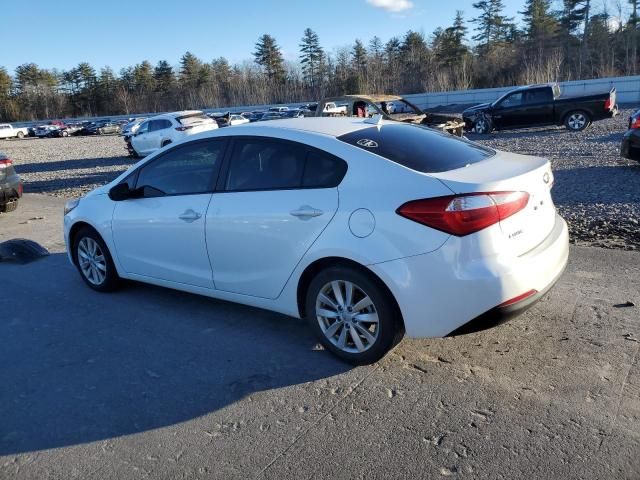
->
[64,117,569,364]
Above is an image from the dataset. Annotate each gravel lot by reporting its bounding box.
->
[2,111,639,249]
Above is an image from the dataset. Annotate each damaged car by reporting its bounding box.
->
[462,83,618,134]
[316,94,465,137]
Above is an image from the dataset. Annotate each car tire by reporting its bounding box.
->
[0,199,18,213]
[61,130,68,137]
[305,266,404,365]
[16,131,24,139]
[72,227,120,292]
[564,111,590,132]
[473,115,492,134]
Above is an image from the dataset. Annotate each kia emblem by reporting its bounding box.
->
[357,138,378,148]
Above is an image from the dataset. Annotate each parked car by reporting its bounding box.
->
[462,83,618,134]
[53,123,84,137]
[83,120,122,135]
[620,108,640,161]
[35,125,60,138]
[63,117,568,364]
[229,114,250,126]
[128,110,218,157]
[268,106,289,113]
[257,112,286,121]
[0,151,23,213]
[0,124,29,140]
[246,111,265,122]
[284,109,306,118]
[317,94,466,136]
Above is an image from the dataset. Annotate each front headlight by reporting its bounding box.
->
[64,198,80,215]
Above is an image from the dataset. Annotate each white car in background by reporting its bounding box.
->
[63,117,568,365]
[121,118,146,137]
[129,111,218,157]
[228,114,250,126]
[0,124,29,139]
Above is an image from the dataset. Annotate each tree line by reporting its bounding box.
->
[1,0,640,121]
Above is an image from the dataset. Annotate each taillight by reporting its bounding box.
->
[631,117,640,130]
[604,98,612,110]
[0,158,12,168]
[175,126,193,132]
[397,191,530,236]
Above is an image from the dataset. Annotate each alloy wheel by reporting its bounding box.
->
[315,280,380,353]
[568,113,586,130]
[77,237,107,286]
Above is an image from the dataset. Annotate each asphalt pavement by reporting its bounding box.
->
[0,194,638,479]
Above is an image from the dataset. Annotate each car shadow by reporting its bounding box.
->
[15,156,135,175]
[0,253,351,455]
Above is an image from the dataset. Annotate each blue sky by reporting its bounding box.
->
[4,0,523,74]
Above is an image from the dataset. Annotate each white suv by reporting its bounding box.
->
[130,111,218,157]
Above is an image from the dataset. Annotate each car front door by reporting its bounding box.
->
[206,137,345,299]
[492,92,525,129]
[132,120,151,154]
[111,139,227,288]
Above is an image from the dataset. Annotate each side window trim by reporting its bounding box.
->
[132,138,228,197]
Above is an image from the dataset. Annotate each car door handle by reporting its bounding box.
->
[290,206,323,219]
[179,209,202,222]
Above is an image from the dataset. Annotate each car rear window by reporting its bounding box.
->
[338,123,493,173]
[177,113,214,126]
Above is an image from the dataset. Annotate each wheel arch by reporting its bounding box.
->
[296,256,405,330]
[562,108,592,125]
[68,221,105,265]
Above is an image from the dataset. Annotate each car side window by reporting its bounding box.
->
[524,88,553,104]
[225,139,307,191]
[499,92,523,108]
[303,151,348,188]
[135,140,226,196]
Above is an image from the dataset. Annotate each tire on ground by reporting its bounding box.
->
[72,226,120,292]
[564,110,591,132]
[304,265,404,365]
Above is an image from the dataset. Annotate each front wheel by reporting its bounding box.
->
[473,115,492,134]
[73,227,120,292]
[564,111,590,131]
[305,266,403,365]
[16,131,24,139]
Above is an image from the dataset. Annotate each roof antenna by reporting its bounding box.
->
[364,114,384,127]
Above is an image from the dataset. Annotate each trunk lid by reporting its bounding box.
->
[430,150,556,256]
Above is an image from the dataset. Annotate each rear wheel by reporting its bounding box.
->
[305,266,403,365]
[72,227,120,292]
[564,111,590,131]
[0,199,18,213]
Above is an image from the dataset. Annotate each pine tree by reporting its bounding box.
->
[253,34,285,82]
[154,60,175,92]
[521,0,558,46]
[180,51,203,85]
[472,0,514,49]
[299,28,325,90]
[436,11,469,66]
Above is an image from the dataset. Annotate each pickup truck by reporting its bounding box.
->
[0,124,29,139]
[462,83,618,134]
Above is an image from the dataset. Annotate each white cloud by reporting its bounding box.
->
[366,0,414,13]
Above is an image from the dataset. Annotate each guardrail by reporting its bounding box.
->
[404,75,640,109]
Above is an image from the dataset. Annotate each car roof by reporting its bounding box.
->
[225,116,380,138]
[149,110,203,120]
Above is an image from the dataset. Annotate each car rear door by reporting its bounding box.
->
[205,137,345,299]
[112,139,227,288]
[519,88,554,126]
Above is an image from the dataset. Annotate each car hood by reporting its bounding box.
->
[462,103,491,115]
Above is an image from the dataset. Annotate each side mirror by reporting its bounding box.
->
[109,182,131,201]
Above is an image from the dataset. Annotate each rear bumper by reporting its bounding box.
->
[368,213,569,338]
